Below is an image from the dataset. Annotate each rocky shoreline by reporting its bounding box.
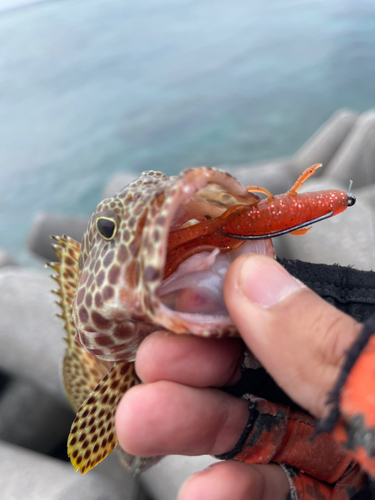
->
[1,109,374,500]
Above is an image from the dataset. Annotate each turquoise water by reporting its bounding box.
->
[0,0,375,264]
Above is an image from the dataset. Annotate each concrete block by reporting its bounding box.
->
[27,212,89,261]
[353,183,375,211]
[103,173,138,200]
[229,157,297,195]
[278,179,375,271]
[141,455,218,500]
[0,441,127,500]
[293,109,358,175]
[323,110,375,188]
[94,452,144,500]
[0,267,67,402]
[0,378,73,454]
[0,249,17,268]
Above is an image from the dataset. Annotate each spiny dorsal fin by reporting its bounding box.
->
[48,235,81,346]
[68,361,139,474]
[49,234,109,411]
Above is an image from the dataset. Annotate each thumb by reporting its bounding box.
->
[224,254,361,419]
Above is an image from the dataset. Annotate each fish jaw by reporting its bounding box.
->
[73,167,275,362]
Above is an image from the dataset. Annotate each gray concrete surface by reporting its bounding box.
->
[324,110,375,188]
[142,455,219,500]
[0,267,68,402]
[0,250,17,268]
[292,109,359,175]
[0,378,73,454]
[0,441,127,500]
[230,157,297,194]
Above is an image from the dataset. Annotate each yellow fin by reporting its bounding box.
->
[49,235,81,346]
[67,362,139,474]
[49,234,108,412]
[63,343,109,412]
[290,227,312,236]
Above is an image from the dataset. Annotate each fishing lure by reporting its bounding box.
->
[165,164,355,277]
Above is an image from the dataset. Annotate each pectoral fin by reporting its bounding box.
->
[67,361,138,474]
[63,342,109,412]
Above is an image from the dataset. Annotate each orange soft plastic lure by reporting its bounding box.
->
[165,164,355,278]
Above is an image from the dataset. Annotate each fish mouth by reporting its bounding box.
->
[151,167,276,336]
[158,241,275,314]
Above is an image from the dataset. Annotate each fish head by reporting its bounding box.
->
[73,167,275,362]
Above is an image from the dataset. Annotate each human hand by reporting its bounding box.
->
[223,254,361,420]
[115,254,361,500]
[115,329,290,500]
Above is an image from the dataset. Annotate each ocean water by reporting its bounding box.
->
[0,0,375,265]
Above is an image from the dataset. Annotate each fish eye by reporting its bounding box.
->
[96,217,117,240]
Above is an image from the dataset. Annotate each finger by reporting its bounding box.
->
[224,254,361,419]
[179,461,289,500]
[115,381,248,457]
[136,331,243,387]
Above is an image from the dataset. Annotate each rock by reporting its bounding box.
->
[293,109,358,176]
[0,249,17,268]
[229,157,297,195]
[94,452,145,500]
[324,110,375,188]
[102,173,138,199]
[353,183,375,211]
[141,455,218,500]
[0,441,126,500]
[0,378,74,455]
[0,267,67,402]
[278,179,375,271]
[28,212,89,261]
[227,109,358,194]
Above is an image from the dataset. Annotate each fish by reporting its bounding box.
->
[50,164,355,474]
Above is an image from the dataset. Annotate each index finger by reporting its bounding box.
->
[135,331,244,388]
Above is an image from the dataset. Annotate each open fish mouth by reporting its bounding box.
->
[147,167,275,336]
[158,243,274,316]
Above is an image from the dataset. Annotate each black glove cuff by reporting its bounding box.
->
[278,258,375,323]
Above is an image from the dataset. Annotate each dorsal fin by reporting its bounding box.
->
[48,234,81,346]
[48,235,109,411]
